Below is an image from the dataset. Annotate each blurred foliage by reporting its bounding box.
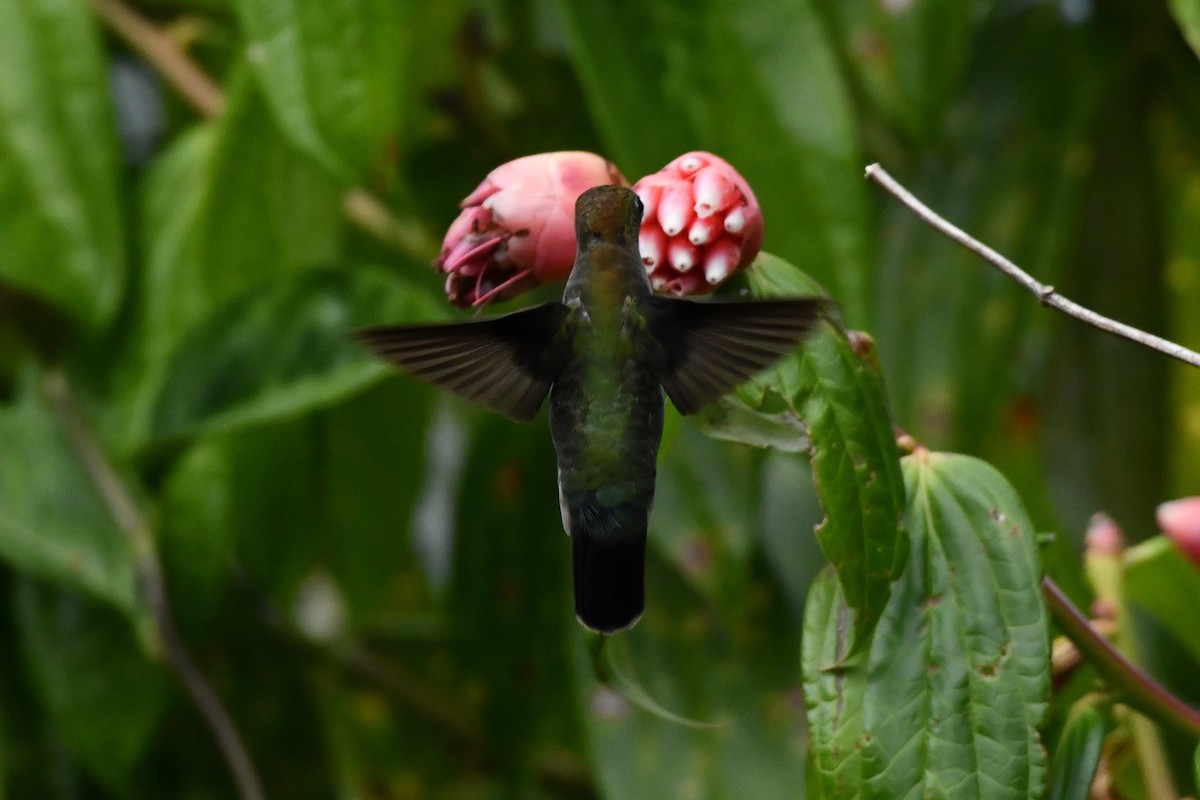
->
[1,0,1200,797]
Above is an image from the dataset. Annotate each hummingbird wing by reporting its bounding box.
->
[644,296,829,415]
[356,302,570,422]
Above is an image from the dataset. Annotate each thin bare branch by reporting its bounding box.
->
[864,163,1200,370]
[42,371,267,800]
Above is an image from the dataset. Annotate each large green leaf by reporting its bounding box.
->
[1171,0,1200,61]
[817,0,975,141]
[448,417,575,786]
[554,0,873,324]
[234,0,408,178]
[111,75,344,453]
[159,378,437,631]
[16,579,169,793]
[0,377,136,613]
[651,425,766,605]
[148,267,442,446]
[802,566,865,800]
[578,554,805,800]
[704,254,907,652]
[804,452,1049,799]
[1124,535,1200,667]
[869,453,1048,798]
[0,0,124,329]
[1046,705,1107,800]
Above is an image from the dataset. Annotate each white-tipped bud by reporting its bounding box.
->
[677,155,705,175]
[724,206,747,234]
[687,215,723,246]
[639,226,666,269]
[703,240,741,285]
[692,166,737,218]
[667,238,697,272]
[657,185,694,236]
[635,183,663,223]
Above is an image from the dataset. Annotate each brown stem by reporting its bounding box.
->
[88,0,224,117]
[42,371,267,800]
[89,0,436,262]
[865,164,1200,370]
[1042,576,1200,738]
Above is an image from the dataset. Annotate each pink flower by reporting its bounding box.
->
[437,151,626,307]
[632,151,763,295]
[1157,497,1200,569]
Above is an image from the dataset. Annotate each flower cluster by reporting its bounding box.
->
[434,150,763,306]
[437,152,626,307]
[632,152,763,295]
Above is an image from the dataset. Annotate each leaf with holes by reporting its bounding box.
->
[804,452,1049,799]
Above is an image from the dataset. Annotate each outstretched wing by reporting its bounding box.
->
[356,302,570,422]
[644,296,829,415]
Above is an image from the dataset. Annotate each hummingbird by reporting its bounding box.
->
[357,185,827,633]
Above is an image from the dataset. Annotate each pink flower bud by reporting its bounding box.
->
[631,152,763,296]
[1157,497,1200,569]
[436,151,626,307]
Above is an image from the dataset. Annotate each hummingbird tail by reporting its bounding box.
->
[570,502,646,634]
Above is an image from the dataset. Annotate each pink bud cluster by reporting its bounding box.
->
[437,152,626,307]
[632,152,763,295]
[434,150,763,305]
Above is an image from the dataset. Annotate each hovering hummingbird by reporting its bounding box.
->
[358,185,827,633]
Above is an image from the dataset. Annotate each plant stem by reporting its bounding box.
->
[864,164,1200,370]
[1084,521,1177,799]
[88,0,225,117]
[42,370,267,800]
[89,0,437,262]
[1042,577,1200,738]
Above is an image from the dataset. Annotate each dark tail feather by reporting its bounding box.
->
[571,512,646,634]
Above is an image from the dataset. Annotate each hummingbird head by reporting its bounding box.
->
[575,185,643,251]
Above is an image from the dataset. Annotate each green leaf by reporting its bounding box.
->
[0,376,136,613]
[1046,705,1107,800]
[148,267,443,445]
[0,0,125,329]
[234,0,408,179]
[111,75,344,452]
[577,554,805,800]
[801,566,866,800]
[159,377,437,632]
[758,450,827,620]
[554,0,873,323]
[1124,535,1200,667]
[448,417,574,785]
[864,452,1049,799]
[802,323,906,654]
[1170,0,1200,61]
[803,453,1050,800]
[590,636,720,730]
[652,425,765,604]
[706,253,907,651]
[16,579,169,793]
[817,0,974,141]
